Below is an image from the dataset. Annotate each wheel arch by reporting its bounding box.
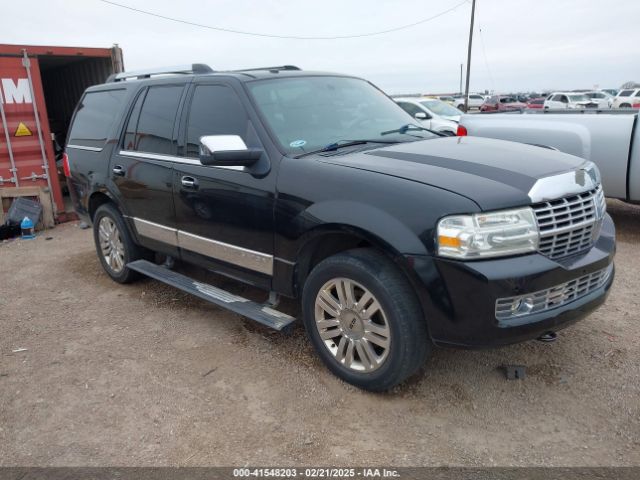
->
[88,188,127,221]
[295,224,400,290]
[291,223,434,338]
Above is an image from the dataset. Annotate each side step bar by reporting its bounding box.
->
[127,260,296,331]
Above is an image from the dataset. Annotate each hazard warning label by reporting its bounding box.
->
[14,122,32,137]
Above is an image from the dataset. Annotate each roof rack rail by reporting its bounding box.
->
[233,65,301,73]
[106,64,214,82]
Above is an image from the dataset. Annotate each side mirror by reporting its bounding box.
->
[414,112,430,120]
[199,135,262,167]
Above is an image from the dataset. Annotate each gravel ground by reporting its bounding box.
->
[0,200,638,467]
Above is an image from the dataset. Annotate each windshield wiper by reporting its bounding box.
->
[294,139,400,158]
[381,123,445,137]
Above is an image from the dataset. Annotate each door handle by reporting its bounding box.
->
[112,165,125,176]
[181,176,198,189]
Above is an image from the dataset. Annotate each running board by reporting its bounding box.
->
[127,260,296,331]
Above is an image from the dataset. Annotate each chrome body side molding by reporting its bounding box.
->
[131,217,273,275]
[132,218,179,246]
[67,144,103,152]
[178,230,273,275]
[118,150,245,171]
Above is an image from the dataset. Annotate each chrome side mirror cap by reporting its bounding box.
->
[200,135,248,155]
[199,135,262,167]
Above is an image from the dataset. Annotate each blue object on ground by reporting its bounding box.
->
[20,216,35,239]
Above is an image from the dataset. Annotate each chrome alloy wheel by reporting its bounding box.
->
[98,216,125,273]
[314,278,391,372]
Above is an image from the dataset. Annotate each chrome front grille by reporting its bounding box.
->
[532,185,605,259]
[495,264,613,320]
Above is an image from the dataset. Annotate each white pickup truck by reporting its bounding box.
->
[458,111,640,202]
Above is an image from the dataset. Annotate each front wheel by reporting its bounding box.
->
[302,249,430,391]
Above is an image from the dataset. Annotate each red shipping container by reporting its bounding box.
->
[0,44,123,222]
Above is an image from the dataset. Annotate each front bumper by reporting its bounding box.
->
[409,213,616,348]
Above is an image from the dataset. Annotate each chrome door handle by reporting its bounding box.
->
[112,165,125,176]
[181,176,198,189]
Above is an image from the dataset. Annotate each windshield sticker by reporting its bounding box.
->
[290,139,307,148]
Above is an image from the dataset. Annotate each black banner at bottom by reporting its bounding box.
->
[0,467,638,480]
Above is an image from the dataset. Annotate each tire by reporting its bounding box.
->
[301,248,430,391]
[620,103,631,108]
[93,203,144,283]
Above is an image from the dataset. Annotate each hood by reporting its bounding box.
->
[318,136,587,211]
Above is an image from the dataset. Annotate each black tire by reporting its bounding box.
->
[620,103,631,108]
[92,203,144,283]
[301,249,430,391]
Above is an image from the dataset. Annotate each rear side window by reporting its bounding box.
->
[184,85,251,158]
[126,85,183,155]
[68,90,125,149]
[619,90,633,97]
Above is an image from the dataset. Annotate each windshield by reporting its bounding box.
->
[248,76,435,155]
[500,97,518,103]
[568,94,589,102]
[420,100,462,117]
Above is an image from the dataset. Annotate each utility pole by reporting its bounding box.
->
[464,0,476,112]
[459,63,463,95]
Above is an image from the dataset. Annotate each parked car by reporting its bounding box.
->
[612,88,640,108]
[458,110,640,202]
[453,94,485,111]
[395,97,460,135]
[438,95,456,105]
[526,97,546,109]
[544,92,598,109]
[417,98,463,122]
[480,95,527,112]
[583,91,614,108]
[65,64,615,391]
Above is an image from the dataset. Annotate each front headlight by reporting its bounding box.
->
[437,207,539,259]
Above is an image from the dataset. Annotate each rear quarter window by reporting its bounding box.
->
[68,89,126,149]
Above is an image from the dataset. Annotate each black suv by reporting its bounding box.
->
[65,64,615,391]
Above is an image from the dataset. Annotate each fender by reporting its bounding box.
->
[301,200,428,256]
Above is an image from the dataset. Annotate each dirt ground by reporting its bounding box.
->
[0,200,638,467]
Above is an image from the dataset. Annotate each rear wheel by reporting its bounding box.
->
[302,249,430,391]
[93,203,143,283]
[620,103,632,108]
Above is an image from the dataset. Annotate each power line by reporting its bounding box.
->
[97,0,469,40]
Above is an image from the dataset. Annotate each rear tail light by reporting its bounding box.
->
[456,125,468,136]
[62,153,71,177]
[633,103,640,109]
